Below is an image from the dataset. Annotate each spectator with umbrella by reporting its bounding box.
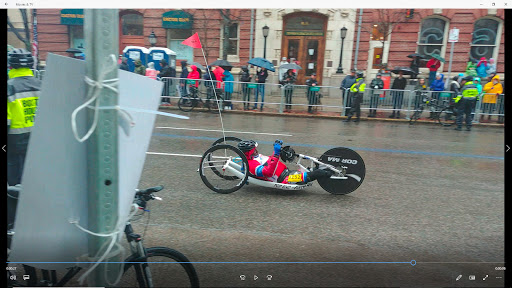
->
[248,57,274,111]
[408,53,425,78]
[389,70,407,119]
[426,54,443,85]
[223,67,234,110]
[212,65,225,89]
[282,69,297,112]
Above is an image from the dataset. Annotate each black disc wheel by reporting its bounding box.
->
[178,96,196,112]
[121,247,199,287]
[199,144,249,194]
[438,108,455,126]
[316,147,366,195]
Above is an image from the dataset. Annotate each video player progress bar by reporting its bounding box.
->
[8,261,503,265]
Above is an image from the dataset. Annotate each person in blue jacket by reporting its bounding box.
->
[223,68,234,110]
[429,73,445,104]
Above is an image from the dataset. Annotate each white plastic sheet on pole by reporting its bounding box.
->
[10,53,164,270]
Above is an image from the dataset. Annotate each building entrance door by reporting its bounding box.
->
[281,12,327,85]
[282,36,324,84]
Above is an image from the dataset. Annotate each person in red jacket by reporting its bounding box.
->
[187,65,200,88]
[212,66,225,89]
[426,58,441,85]
[237,140,333,184]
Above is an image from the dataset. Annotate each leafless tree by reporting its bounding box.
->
[7,9,32,51]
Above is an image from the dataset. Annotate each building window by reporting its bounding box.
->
[417,17,447,57]
[121,13,143,36]
[221,22,239,56]
[69,25,85,51]
[470,18,499,62]
[371,24,386,41]
[168,29,194,62]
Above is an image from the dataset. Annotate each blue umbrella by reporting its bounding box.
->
[248,57,275,72]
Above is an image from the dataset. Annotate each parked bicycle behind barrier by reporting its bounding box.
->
[409,92,457,126]
[7,185,200,287]
[178,80,224,113]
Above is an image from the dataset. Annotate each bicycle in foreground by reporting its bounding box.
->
[7,185,200,287]
[409,92,457,126]
[178,82,224,113]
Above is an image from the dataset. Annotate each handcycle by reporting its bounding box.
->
[178,81,224,113]
[198,137,366,195]
[409,92,457,126]
[7,185,200,287]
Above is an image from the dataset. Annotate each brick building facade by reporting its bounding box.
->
[351,9,505,79]
[34,9,254,67]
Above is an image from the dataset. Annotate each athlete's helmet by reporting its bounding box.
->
[238,140,258,158]
[8,48,34,69]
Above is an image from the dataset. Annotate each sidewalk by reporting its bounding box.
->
[159,95,505,128]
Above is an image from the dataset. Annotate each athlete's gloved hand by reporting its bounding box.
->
[273,139,283,156]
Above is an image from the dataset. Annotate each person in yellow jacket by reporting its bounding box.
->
[481,74,503,121]
[343,71,366,122]
[7,48,41,185]
[453,76,479,131]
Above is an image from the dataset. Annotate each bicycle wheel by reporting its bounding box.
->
[209,137,243,180]
[121,247,199,288]
[199,144,249,194]
[438,107,455,126]
[178,96,196,112]
[207,94,223,114]
[409,107,423,125]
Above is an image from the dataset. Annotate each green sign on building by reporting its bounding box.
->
[162,10,193,29]
[60,9,84,25]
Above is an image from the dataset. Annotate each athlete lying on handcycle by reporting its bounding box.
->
[237,139,333,184]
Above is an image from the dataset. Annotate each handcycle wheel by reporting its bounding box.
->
[316,147,366,195]
[121,247,199,287]
[409,107,423,125]
[209,137,243,180]
[199,144,249,194]
[178,96,196,112]
[438,107,455,126]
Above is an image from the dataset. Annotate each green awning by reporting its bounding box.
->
[61,9,84,25]
[162,10,193,29]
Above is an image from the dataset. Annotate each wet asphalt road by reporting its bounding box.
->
[133,111,505,288]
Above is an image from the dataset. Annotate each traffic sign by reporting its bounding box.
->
[448,28,459,42]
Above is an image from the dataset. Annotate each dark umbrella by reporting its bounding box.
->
[430,53,446,63]
[407,53,426,59]
[280,63,302,70]
[211,59,233,67]
[189,62,205,70]
[66,48,83,54]
[390,67,417,76]
[248,57,275,72]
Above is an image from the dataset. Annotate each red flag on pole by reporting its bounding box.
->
[181,33,202,49]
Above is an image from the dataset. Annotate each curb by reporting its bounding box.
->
[158,105,505,128]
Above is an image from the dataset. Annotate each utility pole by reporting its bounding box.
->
[84,9,120,287]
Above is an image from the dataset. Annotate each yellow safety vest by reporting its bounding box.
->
[7,68,41,134]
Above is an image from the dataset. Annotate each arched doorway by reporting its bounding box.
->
[119,10,145,55]
[281,12,327,85]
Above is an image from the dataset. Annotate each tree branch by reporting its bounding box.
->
[7,15,31,50]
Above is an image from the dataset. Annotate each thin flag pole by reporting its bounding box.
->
[182,33,226,142]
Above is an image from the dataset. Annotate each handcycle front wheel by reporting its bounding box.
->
[209,137,243,180]
[199,144,249,194]
[178,96,196,112]
[121,247,199,287]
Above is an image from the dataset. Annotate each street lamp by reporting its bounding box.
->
[148,31,157,47]
[262,25,269,59]
[336,27,348,74]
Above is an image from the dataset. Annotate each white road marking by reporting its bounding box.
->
[155,127,293,137]
[147,152,203,158]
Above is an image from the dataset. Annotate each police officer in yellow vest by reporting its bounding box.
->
[343,71,366,122]
[7,48,41,185]
[453,75,479,131]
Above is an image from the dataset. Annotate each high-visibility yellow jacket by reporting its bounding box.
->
[350,78,366,93]
[7,68,41,135]
[454,81,479,103]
